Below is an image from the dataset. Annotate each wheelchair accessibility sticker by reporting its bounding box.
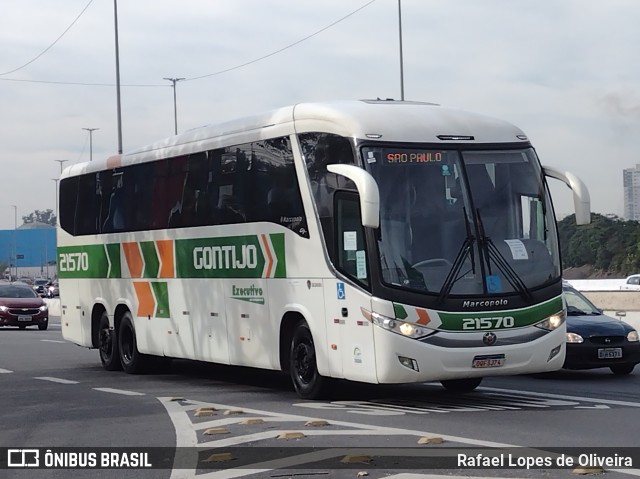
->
[337,282,346,300]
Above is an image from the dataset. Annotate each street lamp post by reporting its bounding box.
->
[82,128,99,161]
[52,179,59,226]
[163,77,185,135]
[11,205,17,280]
[398,0,405,101]
[55,159,68,174]
[114,0,123,154]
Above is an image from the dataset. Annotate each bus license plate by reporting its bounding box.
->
[18,316,32,322]
[472,354,505,368]
[598,348,622,359]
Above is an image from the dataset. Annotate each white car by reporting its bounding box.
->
[620,274,640,290]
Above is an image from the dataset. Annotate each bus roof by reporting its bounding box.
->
[62,100,529,178]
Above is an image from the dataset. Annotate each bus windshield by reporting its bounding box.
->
[362,146,561,296]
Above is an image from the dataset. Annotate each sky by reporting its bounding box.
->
[1,0,639,230]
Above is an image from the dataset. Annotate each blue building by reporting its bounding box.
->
[0,222,56,280]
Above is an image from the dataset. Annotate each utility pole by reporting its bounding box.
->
[163,77,185,135]
[52,179,59,226]
[398,0,405,101]
[114,0,123,154]
[55,159,68,174]
[82,128,99,161]
[12,205,17,280]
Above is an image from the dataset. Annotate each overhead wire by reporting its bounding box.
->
[0,0,377,87]
[0,0,95,76]
[185,0,377,82]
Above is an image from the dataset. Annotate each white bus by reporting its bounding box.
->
[57,100,590,398]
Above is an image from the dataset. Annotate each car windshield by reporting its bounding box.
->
[364,146,561,297]
[563,287,600,315]
[0,285,39,298]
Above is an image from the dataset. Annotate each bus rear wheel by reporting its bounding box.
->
[289,321,326,399]
[99,312,121,371]
[118,312,150,374]
[440,378,482,393]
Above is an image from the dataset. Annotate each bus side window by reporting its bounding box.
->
[59,177,78,235]
[75,173,97,235]
[335,191,369,289]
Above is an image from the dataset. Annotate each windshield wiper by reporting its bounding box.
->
[475,208,533,301]
[436,207,476,305]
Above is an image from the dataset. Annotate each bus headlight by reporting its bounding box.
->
[361,308,431,339]
[535,310,565,331]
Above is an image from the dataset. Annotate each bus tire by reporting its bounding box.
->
[98,312,121,371]
[289,321,326,399]
[440,377,482,392]
[118,312,150,374]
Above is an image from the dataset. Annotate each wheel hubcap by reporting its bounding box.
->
[99,329,112,357]
[294,341,314,384]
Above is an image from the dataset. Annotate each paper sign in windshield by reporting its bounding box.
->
[504,239,528,260]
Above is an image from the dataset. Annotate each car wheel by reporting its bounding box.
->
[610,364,635,375]
[98,312,121,371]
[38,322,48,331]
[118,312,150,374]
[441,378,483,392]
[289,321,327,399]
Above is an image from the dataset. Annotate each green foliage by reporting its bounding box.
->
[559,213,640,276]
[22,209,56,226]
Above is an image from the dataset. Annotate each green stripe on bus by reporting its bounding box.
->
[58,244,120,279]
[393,303,408,320]
[105,243,121,278]
[151,281,170,318]
[270,233,286,278]
[140,241,159,278]
[437,296,563,331]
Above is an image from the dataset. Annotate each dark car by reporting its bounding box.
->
[563,284,640,374]
[33,278,49,297]
[0,283,49,330]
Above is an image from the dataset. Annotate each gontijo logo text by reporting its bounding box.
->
[193,244,257,271]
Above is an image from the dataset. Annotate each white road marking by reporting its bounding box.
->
[40,339,65,343]
[93,387,145,396]
[34,377,79,384]
[481,386,640,408]
[159,396,640,479]
[0,368,13,374]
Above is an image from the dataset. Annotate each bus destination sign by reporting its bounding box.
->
[385,150,444,164]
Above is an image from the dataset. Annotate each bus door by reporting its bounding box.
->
[324,192,377,383]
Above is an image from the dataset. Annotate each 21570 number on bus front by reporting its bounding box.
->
[462,316,514,330]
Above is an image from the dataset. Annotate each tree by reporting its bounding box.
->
[22,209,56,226]
[558,213,640,277]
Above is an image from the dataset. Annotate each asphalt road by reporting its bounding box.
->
[1,317,639,479]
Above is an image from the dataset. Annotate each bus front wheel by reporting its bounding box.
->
[99,312,121,371]
[118,312,150,374]
[290,322,325,399]
[441,377,482,393]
